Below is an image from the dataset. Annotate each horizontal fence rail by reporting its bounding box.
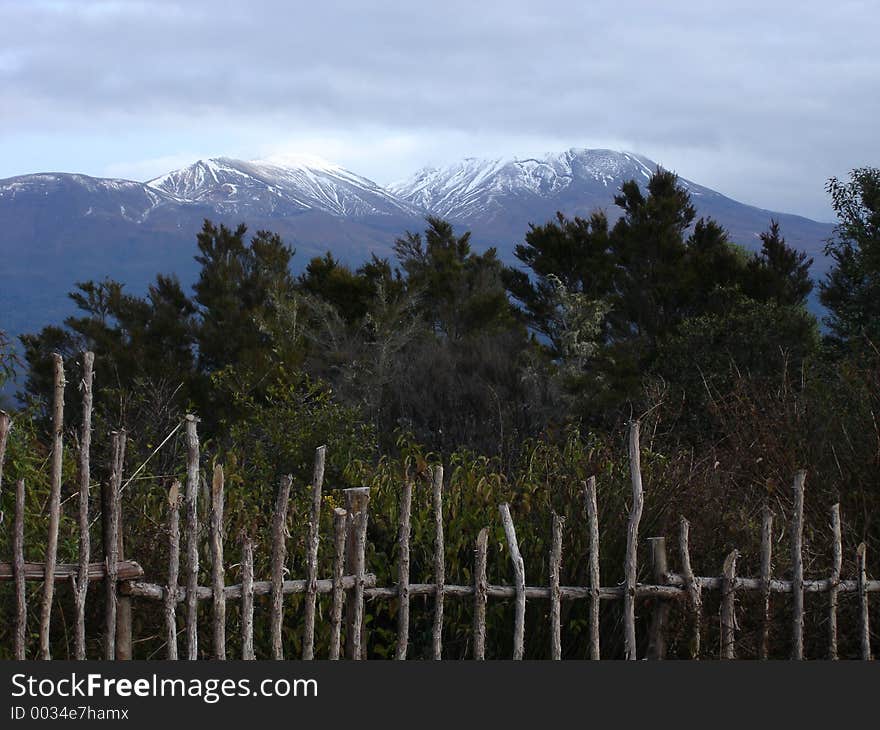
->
[0,351,876,660]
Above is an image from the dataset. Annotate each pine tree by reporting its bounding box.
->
[819,167,880,348]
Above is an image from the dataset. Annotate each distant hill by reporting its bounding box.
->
[0,149,834,344]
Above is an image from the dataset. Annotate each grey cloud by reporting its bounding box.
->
[0,0,878,219]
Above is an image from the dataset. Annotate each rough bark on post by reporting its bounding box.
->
[624,420,644,661]
[646,536,669,660]
[791,470,806,660]
[759,506,773,660]
[432,465,445,660]
[115,431,132,661]
[829,503,842,660]
[584,477,601,660]
[210,465,226,660]
[14,479,27,660]
[679,517,702,659]
[40,353,65,661]
[165,482,181,660]
[395,475,413,660]
[720,549,739,660]
[346,488,370,661]
[329,507,348,660]
[499,503,526,660]
[74,352,94,660]
[474,527,489,660]
[857,542,871,660]
[302,445,326,660]
[104,432,123,660]
[269,474,293,660]
[184,414,200,660]
[241,534,255,660]
[550,513,564,660]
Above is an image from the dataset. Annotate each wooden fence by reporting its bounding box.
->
[0,352,877,660]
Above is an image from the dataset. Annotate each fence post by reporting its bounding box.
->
[584,477,601,660]
[302,445,326,660]
[432,466,445,660]
[758,506,773,660]
[857,542,871,660]
[473,527,489,660]
[329,507,348,660]
[114,430,132,661]
[395,474,413,660]
[74,352,94,660]
[499,503,526,660]
[828,503,842,660]
[646,536,669,660]
[240,533,255,660]
[165,482,182,660]
[13,479,26,660]
[679,517,701,659]
[791,470,806,660]
[720,549,739,660]
[269,474,293,660]
[344,487,370,660]
[549,513,564,660]
[40,353,65,661]
[624,420,644,661]
[210,465,226,660]
[183,415,200,661]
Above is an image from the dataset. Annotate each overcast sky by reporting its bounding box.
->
[1,0,878,221]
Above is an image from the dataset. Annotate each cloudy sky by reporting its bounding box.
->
[1,0,878,221]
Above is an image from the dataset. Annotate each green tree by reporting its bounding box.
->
[820,167,880,348]
[504,211,613,354]
[745,220,813,307]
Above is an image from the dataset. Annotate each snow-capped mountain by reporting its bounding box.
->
[391,148,719,222]
[148,155,421,218]
[0,147,835,344]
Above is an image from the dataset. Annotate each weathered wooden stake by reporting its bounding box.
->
[432,465,445,660]
[624,420,644,661]
[40,353,65,660]
[679,517,702,659]
[584,477,601,660]
[302,445,326,660]
[184,414,200,660]
[114,430,132,661]
[720,549,739,660]
[269,474,293,660]
[758,506,773,660]
[499,503,526,660]
[828,503,842,660]
[329,507,348,660]
[646,536,669,660]
[14,479,27,660]
[74,352,94,660]
[395,475,413,660]
[474,527,489,660]
[549,513,564,660]
[241,534,255,660]
[104,431,123,660]
[165,482,181,660]
[791,470,806,660]
[857,542,871,660]
[346,488,370,660]
[210,465,226,660]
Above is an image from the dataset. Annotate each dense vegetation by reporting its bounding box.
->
[1,166,878,659]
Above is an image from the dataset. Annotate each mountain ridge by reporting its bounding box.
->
[0,148,835,341]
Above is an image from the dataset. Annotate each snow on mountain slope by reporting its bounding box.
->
[391,148,673,220]
[148,156,422,218]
